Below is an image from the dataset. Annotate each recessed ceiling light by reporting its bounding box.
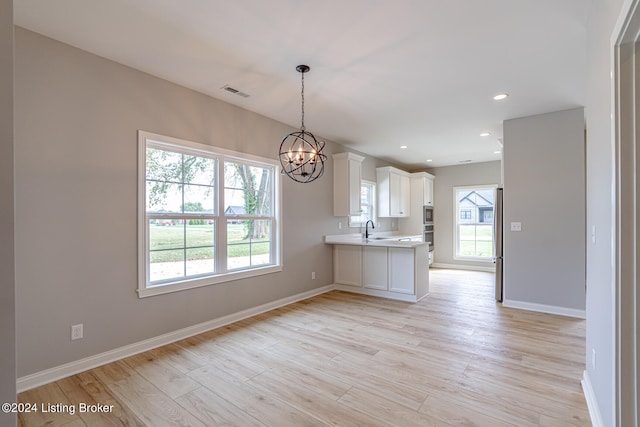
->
[480,132,491,137]
[426,159,433,163]
[494,150,502,154]
[400,145,408,149]
[493,93,509,101]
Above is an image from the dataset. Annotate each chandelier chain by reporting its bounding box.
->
[300,71,305,131]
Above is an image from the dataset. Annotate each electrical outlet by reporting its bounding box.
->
[338,221,342,230]
[71,324,83,340]
[592,225,596,244]
[510,222,522,232]
[592,348,596,369]
[311,272,316,280]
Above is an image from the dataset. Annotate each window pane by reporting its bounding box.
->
[251,219,271,241]
[186,247,214,276]
[146,181,182,213]
[224,188,246,215]
[251,242,271,266]
[227,219,272,270]
[183,185,214,213]
[227,243,251,270]
[149,220,184,250]
[185,221,214,247]
[224,162,272,215]
[149,249,185,283]
[146,147,182,182]
[183,155,215,185]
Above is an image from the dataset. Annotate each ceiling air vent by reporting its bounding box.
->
[221,85,250,98]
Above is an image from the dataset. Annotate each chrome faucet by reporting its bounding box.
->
[365,220,375,239]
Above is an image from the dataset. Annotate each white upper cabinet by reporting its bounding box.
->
[413,172,435,206]
[424,174,434,206]
[333,152,365,216]
[377,166,411,217]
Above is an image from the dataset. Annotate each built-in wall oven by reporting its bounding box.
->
[424,224,434,252]
[424,206,434,266]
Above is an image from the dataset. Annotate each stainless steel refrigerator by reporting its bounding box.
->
[494,187,504,302]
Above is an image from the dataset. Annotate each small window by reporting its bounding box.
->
[454,186,495,260]
[349,180,376,227]
[138,131,281,297]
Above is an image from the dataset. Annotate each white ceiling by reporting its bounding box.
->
[14,0,588,169]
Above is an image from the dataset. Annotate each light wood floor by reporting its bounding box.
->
[17,269,590,426]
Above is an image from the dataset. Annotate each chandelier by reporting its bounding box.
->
[279,65,327,183]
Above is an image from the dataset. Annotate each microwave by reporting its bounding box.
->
[423,205,434,224]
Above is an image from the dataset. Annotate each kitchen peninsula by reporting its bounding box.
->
[325,234,429,302]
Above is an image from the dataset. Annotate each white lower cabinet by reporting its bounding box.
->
[332,242,429,302]
[389,248,415,294]
[334,245,362,287]
[363,246,388,290]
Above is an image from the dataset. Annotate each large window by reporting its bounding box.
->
[454,186,495,260]
[138,131,281,297]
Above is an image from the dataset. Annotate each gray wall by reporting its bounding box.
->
[430,161,502,270]
[13,28,345,377]
[503,108,585,312]
[585,0,625,424]
[0,0,16,425]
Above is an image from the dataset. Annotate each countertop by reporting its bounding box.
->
[324,233,426,248]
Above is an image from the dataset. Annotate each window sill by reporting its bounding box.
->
[138,264,282,298]
[453,256,494,263]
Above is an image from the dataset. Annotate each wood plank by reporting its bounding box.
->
[249,369,388,427]
[106,373,206,426]
[56,371,145,427]
[17,382,81,427]
[338,386,455,427]
[175,386,267,427]
[419,395,521,427]
[187,365,326,427]
[121,351,201,399]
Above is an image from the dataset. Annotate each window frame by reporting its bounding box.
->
[223,157,276,271]
[349,180,377,227]
[452,184,496,262]
[138,130,282,298]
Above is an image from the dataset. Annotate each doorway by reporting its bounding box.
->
[612,0,640,423]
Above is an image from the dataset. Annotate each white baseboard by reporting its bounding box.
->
[502,299,586,319]
[582,370,604,427]
[17,285,335,393]
[431,262,496,273]
[333,284,419,303]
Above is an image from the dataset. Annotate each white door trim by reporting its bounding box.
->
[612,1,640,424]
